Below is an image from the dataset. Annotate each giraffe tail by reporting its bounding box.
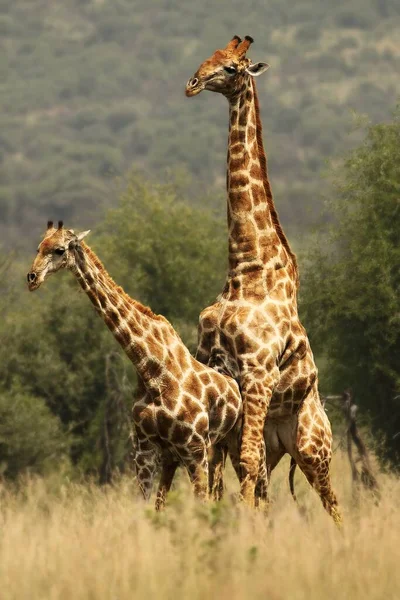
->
[289,457,297,503]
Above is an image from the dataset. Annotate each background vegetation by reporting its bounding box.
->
[301,107,400,463]
[1,0,400,246]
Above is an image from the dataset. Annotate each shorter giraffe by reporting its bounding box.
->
[27,221,248,508]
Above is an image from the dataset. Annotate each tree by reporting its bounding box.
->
[301,105,400,465]
[0,386,68,479]
[98,171,227,342]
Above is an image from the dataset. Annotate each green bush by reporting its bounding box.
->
[106,107,137,133]
[301,106,400,465]
[0,387,68,479]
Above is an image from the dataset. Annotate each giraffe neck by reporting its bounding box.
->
[227,78,298,283]
[70,243,185,389]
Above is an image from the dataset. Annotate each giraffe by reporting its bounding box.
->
[185,35,341,524]
[26,221,247,509]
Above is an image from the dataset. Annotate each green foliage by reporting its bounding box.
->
[98,172,226,327]
[0,386,68,479]
[301,106,400,464]
[0,263,122,471]
[1,0,399,245]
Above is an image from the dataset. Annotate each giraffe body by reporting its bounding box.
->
[186,36,341,524]
[27,222,245,507]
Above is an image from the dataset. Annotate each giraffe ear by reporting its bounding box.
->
[77,230,90,241]
[245,62,270,77]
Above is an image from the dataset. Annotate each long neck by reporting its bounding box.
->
[227,78,298,282]
[70,243,186,388]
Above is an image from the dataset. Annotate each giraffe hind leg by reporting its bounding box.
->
[255,439,268,506]
[294,452,342,527]
[291,392,342,526]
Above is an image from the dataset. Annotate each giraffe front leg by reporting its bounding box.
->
[239,367,279,507]
[183,445,209,501]
[208,444,228,501]
[155,459,179,511]
[225,429,277,508]
[226,430,270,506]
[133,434,158,501]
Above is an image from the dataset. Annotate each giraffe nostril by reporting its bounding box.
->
[189,77,198,88]
[27,272,37,283]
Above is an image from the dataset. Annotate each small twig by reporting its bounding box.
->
[98,352,132,485]
[340,389,380,498]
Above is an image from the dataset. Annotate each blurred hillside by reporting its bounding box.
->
[1,0,399,247]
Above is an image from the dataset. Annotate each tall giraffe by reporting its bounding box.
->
[186,36,341,524]
[26,221,245,509]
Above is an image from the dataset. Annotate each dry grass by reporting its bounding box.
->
[0,451,398,600]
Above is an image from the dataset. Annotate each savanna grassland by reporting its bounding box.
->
[0,451,398,600]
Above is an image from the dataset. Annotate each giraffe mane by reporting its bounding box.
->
[81,242,167,322]
[251,82,300,287]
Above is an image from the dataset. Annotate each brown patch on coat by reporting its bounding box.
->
[170,422,193,446]
[156,411,173,438]
[230,172,249,189]
[253,209,266,231]
[229,190,252,213]
[145,358,164,381]
[251,183,265,207]
[199,371,212,385]
[195,415,208,435]
[230,110,238,125]
[185,369,203,397]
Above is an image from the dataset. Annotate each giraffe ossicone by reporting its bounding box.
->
[186,35,342,525]
[27,221,252,508]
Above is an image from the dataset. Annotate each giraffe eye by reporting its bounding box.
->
[224,66,237,75]
[54,248,65,255]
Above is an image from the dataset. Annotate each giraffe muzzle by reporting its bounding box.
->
[27,271,39,291]
[185,77,203,97]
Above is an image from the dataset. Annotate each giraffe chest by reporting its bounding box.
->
[132,373,241,450]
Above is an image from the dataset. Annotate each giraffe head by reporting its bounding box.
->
[185,35,269,99]
[27,221,90,291]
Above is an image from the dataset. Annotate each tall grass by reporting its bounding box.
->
[0,451,398,600]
